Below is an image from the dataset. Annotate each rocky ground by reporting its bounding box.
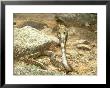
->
[13,13,97,75]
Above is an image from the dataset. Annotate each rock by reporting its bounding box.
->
[55,13,97,29]
[74,39,90,45]
[41,27,53,35]
[17,20,48,30]
[76,44,91,51]
[14,61,65,75]
[14,26,59,59]
[67,49,79,59]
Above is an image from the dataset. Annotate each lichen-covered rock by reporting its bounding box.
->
[55,13,97,31]
[74,39,90,45]
[14,61,65,75]
[14,26,59,59]
[16,20,48,30]
[76,44,91,51]
[41,27,53,35]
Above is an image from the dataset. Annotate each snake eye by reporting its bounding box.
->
[63,31,66,35]
[63,32,65,34]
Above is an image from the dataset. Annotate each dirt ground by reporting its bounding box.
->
[13,13,97,75]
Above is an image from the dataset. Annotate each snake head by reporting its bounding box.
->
[57,24,68,45]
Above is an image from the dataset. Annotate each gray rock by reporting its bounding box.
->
[76,44,91,51]
[17,20,48,30]
[14,26,59,59]
[74,39,90,45]
[55,13,97,31]
[14,61,64,75]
